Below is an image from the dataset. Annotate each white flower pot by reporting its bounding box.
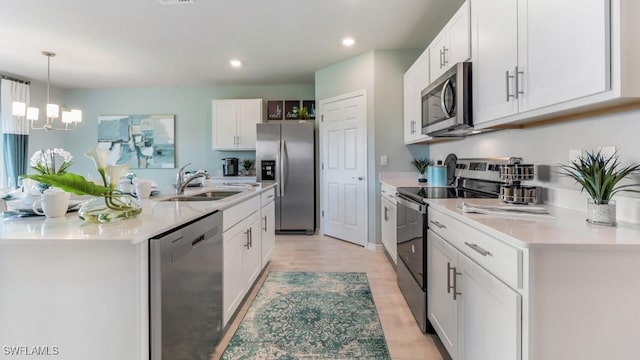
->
[586,199,616,226]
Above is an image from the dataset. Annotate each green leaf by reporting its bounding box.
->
[21,173,111,196]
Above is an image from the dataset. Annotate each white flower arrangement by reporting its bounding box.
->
[30,148,73,175]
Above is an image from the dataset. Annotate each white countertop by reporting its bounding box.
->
[426,198,640,248]
[0,183,276,244]
[379,171,427,188]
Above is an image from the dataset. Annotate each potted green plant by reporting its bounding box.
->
[559,150,640,226]
[298,107,309,120]
[242,159,255,176]
[411,158,432,183]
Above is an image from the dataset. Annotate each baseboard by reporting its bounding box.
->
[366,243,384,251]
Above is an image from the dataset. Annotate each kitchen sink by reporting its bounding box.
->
[163,191,243,202]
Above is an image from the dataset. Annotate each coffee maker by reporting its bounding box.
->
[221,158,239,176]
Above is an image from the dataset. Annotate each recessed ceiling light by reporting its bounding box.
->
[342,37,355,47]
[230,59,242,68]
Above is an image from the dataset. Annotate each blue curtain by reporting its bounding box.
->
[3,133,29,188]
[1,79,30,188]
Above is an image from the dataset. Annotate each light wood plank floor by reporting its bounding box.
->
[212,234,444,360]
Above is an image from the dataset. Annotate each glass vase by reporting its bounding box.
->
[586,199,616,226]
[78,193,142,223]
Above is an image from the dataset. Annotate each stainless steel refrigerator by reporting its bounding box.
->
[256,123,315,234]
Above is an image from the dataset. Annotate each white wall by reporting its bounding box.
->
[429,105,640,223]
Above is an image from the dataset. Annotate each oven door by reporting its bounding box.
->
[396,194,427,288]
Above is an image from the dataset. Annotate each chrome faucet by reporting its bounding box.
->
[175,163,208,195]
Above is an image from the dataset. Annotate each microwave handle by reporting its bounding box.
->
[440,78,454,118]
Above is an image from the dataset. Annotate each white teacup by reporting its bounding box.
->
[32,190,71,218]
[132,181,152,199]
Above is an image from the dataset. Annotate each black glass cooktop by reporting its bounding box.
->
[397,186,497,203]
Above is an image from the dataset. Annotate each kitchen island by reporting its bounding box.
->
[0,183,276,360]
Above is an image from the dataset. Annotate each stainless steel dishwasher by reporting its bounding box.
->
[150,211,223,360]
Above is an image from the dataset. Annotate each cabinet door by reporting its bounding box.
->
[403,66,417,143]
[517,0,609,113]
[244,214,262,288]
[236,99,262,150]
[429,33,448,81]
[212,100,238,150]
[447,1,471,66]
[260,201,275,266]
[427,230,459,359]
[458,254,522,360]
[223,224,247,326]
[387,202,397,265]
[471,0,519,125]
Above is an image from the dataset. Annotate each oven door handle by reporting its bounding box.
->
[396,194,427,214]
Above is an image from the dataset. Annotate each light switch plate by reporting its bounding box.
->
[380,155,388,166]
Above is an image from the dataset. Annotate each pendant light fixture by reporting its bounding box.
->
[11,51,82,131]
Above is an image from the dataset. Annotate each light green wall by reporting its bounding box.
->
[60,84,314,186]
[315,50,429,245]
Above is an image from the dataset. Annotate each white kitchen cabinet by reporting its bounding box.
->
[380,192,397,265]
[403,50,432,144]
[223,203,262,326]
[458,253,522,360]
[427,230,459,359]
[260,198,275,266]
[472,0,639,128]
[427,207,522,360]
[212,99,263,150]
[429,1,470,81]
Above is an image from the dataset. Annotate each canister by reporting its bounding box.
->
[428,165,448,187]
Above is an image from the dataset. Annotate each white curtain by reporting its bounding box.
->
[0,79,31,188]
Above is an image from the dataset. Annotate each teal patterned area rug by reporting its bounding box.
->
[221,272,391,360]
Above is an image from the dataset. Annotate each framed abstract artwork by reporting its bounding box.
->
[97,114,175,169]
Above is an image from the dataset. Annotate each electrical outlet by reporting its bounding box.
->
[569,149,583,162]
[380,155,388,167]
[597,146,617,158]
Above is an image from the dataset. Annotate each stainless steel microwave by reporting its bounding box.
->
[421,62,472,137]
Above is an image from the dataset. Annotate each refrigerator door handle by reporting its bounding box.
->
[281,140,287,197]
[276,141,282,197]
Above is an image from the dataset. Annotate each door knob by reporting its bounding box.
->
[352,176,364,181]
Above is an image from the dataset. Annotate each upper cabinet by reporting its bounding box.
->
[429,1,471,81]
[404,50,432,144]
[212,99,263,150]
[472,0,640,128]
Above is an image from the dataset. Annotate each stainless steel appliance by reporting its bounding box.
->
[422,62,473,137]
[396,157,521,332]
[150,211,223,360]
[256,122,315,234]
[222,158,239,176]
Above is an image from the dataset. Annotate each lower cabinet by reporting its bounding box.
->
[223,211,261,326]
[381,195,397,264]
[428,229,521,360]
[260,200,275,264]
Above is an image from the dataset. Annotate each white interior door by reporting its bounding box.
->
[319,91,367,246]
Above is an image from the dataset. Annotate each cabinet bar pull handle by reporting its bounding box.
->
[447,262,454,294]
[442,46,448,67]
[245,230,250,249]
[429,220,446,229]
[453,269,462,300]
[464,242,492,257]
[249,228,253,248]
[505,70,515,102]
[515,66,524,99]
[384,207,389,222]
[263,216,267,231]
[439,49,444,68]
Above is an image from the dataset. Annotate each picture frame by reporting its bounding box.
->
[302,100,316,119]
[267,100,284,120]
[97,114,175,169]
[284,100,301,120]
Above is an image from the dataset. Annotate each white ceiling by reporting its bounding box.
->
[0,0,463,89]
